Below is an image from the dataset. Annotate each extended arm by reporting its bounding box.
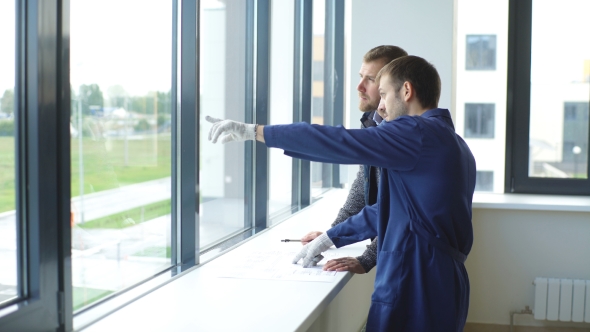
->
[208,117,422,170]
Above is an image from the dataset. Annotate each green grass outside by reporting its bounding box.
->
[78,199,171,229]
[0,135,171,213]
[133,246,172,259]
[0,137,16,213]
[73,286,114,311]
[71,135,172,196]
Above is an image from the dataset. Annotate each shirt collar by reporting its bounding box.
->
[372,111,383,125]
[360,111,378,128]
[421,108,454,129]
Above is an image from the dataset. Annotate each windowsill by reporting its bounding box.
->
[77,190,590,331]
[79,189,371,332]
[473,192,590,212]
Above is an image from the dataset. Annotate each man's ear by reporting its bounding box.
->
[402,81,414,102]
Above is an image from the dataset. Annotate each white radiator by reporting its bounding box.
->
[534,277,590,322]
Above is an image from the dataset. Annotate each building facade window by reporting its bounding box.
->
[312,97,323,117]
[464,103,495,138]
[466,34,496,70]
[312,60,324,81]
[475,171,494,192]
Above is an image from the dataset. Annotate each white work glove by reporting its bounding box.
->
[292,233,334,268]
[206,115,256,144]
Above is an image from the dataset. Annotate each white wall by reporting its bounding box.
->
[347,0,455,124]
[308,269,376,332]
[347,1,590,329]
[467,208,590,327]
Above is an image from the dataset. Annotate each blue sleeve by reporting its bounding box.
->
[263,118,422,170]
[326,204,379,248]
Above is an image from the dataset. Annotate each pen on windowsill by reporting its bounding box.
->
[281,239,302,242]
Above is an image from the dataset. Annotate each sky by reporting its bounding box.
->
[0,0,329,98]
[69,0,173,97]
[0,1,15,94]
[0,1,174,97]
[2,1,589,98]
[530,0,590,84]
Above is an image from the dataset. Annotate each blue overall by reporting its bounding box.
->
[264,109,475,331]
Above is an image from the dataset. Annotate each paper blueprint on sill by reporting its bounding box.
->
[215,248,348,282]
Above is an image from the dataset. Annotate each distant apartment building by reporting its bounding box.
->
[457,0,589,192]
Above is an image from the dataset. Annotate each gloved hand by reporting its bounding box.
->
[292,233,334,268]
[206,115,256,144]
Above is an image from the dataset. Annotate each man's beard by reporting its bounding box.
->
[358,95,378,112]
[389,94,409,120]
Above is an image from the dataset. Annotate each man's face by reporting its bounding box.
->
[377,74,409,122]
[356,59,387,112]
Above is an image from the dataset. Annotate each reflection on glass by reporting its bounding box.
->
[70,0,172,311]
[268,0,294,223]
[200,0,248,248]
[0,0,18,306]
[310,0,330,197]
[529,0,589,178]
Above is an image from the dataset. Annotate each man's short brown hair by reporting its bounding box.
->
[363,45,408,65]
[376,56,441,110]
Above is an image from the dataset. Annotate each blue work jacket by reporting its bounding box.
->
[264,108,476,332]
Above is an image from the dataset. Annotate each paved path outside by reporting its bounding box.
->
[0,179,248,308]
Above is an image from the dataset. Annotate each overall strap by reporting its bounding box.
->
[410,221,467,264]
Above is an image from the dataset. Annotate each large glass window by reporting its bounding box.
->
[268,0,294,223]
[0,0,17,306]
[0,0,346,329]
[310,0,330,197]
[70,0,173,311]
[528,0,590,179]
[506,0,590,194]
[199,0,250,249]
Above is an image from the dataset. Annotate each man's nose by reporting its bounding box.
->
[357,80,365,92]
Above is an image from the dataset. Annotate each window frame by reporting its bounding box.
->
[506,0,590,194]
[0,0,346,329]
[292,0,345,206]
[0,0,71,330]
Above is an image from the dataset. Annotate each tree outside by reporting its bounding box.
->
[1,89,14,117]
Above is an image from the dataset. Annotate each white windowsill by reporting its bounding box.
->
[473,192,590,212]
[79,189,370,332]
[77,189,590,331]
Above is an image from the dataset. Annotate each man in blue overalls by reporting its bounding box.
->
[302,45,408,275]
[208,55,475,331]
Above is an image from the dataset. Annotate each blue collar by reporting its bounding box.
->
[421,108,454,129]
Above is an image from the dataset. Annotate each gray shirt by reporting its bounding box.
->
[330,165,380,272]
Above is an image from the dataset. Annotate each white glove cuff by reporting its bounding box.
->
[316,232,334,249]
[244,123,256,141]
